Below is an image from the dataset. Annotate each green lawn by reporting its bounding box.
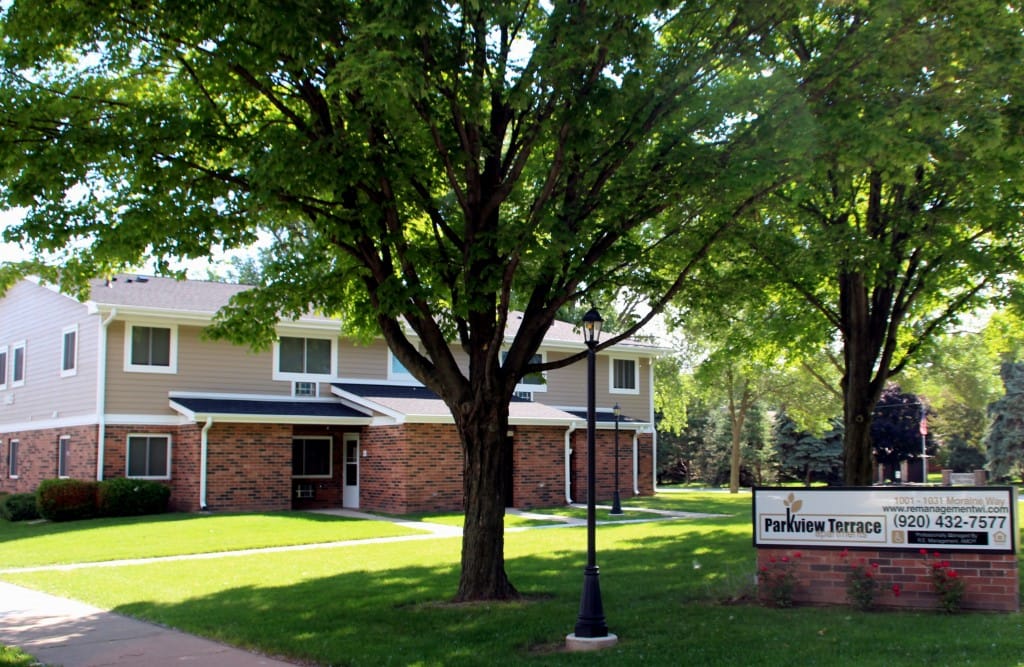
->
[2,494,1023,666]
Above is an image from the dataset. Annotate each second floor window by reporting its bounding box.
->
[611,357,638,393]
[11,342,25,387]
[126,324,177,373]
[275,336,333,379]
[61,326,78,376]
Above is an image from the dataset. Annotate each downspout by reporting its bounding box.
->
[200,416,213,511]
[632,431,640,496]
[564,423,577,504]
[96,308,117,481]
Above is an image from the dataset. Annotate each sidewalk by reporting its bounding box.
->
[0,581,299,666]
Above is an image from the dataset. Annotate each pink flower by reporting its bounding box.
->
[794,551,802,559]
[946,569,958,579]
[892,584,902,596]
[920,549,928,555]
[781,556,790,563]
[871,562,879,569]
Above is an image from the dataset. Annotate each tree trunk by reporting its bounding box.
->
[454,396,518,601]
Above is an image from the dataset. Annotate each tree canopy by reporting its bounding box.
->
[0,1,798,600]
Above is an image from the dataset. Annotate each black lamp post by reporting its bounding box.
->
[610,403,623,515]
[572,307,610,639]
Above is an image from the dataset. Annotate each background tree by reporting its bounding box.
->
[772,411,843,486]
[985,362,1024,481]
[746,0,1024,484]
[871,384,933,483]
[0,2,798,600]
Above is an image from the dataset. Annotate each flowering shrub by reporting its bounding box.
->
[842,550,880,610]
[922,550,965,613]
[758,552,801,608]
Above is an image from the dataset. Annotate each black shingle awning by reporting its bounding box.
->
[169,395,372,424]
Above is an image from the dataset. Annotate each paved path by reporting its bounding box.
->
[0,505,712,666]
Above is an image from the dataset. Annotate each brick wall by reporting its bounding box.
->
[512,425,567,508]
[757,547,1019,612]
[570,428,651,503]
[203,423,292,512]
[0,425,99,494]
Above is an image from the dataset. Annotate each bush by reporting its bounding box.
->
[98,478,171,517]
[36,479,99,522]
[0,492,41,522]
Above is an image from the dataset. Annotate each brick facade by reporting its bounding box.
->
[3,420,653,515]
[757,547,1020,612]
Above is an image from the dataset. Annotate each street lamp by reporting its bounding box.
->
[610,403,623,515]
[567,307,616,648]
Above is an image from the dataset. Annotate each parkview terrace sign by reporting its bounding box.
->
[753,487,1018,553]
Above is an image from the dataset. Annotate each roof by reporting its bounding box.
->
[169,395,371,425]
[77,274,664,351]
[333,382,583,426]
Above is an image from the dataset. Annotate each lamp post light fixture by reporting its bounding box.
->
[610,403,623,515]
[566,307,617,650]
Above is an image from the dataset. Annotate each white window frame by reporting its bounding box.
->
[0,346,7,390]
[502,350,548,393]
[292,381,320,397]
[124,323,178,374]
[609,356,640,395]
[126,433,172,480]
[8,439,19,479]
[292,436,333,479]
[61,325,78,377]
[272,336,337,382]
[387,349,415,381]
[57,435,70,478]
[11,341,26,388]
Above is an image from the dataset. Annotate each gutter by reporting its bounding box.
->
[200,416,213,510]
[633,431,640,495]
[96,308,117,481]
[564,423,577,504]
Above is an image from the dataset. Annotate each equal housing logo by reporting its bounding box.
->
[760,492,885,542]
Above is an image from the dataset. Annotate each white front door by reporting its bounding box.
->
[343,434,360,508]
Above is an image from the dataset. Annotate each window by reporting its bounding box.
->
[11,342,25,387]
[125,324,177,373]
[502,351,546,391]
[61,325,78,376]
[8,440,18,478]
[610,357,639,394]
[58,435,70,477]
[292,436,332,478]
[274,336,334,380]
[126,434,171,479]
[0,346,7,390]
[293,381,319,397]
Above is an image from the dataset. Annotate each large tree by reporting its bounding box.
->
[0,2,794,599]
[747,1,1024,484]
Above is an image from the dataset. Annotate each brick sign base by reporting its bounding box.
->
[756,547,1019,612]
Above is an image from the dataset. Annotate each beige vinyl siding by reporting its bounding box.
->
[540,349,652,419]
[338,339,390,381]
[0,281,99,425]
[106,322,284,414]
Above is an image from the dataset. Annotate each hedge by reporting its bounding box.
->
[97,478,171,517]
[36,478,99,522]
[0,492,40,522]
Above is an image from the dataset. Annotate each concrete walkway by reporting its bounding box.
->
[0,505,712,666]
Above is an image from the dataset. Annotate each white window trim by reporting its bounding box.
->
[272,336,337,382]
[8,439,20,479]
[292,381,320,397]
[126,433,173,480]
[609,356,640,395]
[124,323,178,374]
[503,350,548,393]
[387,349,416,382]
[61,325,78,378]
[58,435,70,478]
[0,345,7,390]
[292,435,333,479]
[10,341,26,388]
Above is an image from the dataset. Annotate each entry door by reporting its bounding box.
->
[343,434,360,508]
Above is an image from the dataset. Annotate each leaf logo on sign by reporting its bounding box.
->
[783,493,802,514]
